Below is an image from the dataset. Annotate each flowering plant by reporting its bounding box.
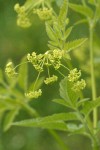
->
[0,0,100,150]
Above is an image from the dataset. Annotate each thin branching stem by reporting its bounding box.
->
[89,23,97,129]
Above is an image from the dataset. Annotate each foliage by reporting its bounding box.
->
[0,0,100,150]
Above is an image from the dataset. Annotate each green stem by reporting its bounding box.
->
[74,108,100,150]
[89,24,97,129]
[92,139,100,150]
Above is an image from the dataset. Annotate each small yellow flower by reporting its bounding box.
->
[25,89,42,99]
[14,3,31,28]
[5,62,17,78]
[68,68,81,82]
[34,8,52,21]
[44,75,58,84]
[72,79,86,92]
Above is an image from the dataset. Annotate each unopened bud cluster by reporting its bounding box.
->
[14,3,31,28]
[33,8,52,21]
[25,89,42,99]
[68,68,86,91]
[5,62,17,78]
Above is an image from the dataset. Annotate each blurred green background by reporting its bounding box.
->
[0,0,100,150]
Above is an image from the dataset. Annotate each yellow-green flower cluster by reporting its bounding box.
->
[25,89,42,99]
[72,79,86,92]
[68,68,86,91]
[44,75,58,84]
[27,52,44,72]
[34,8,52,21]
[47,49,63,69]
[27,49,63,72]
[5,62,17,78]
[68,68,81,82]
[14,3,31,28]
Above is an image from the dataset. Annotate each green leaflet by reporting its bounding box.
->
[3,108,19,131]
[18,56,28,91]
[64,26,73,40]
[46,23,58,42]
[12,112,80,131]
[77,98,90,107]
[81,97,100,117]
[48,41,59,47]
[40,112,80,122]
[13,119,68,131]
[74,19,87,26]
[58,0,68,28]
[59,77,79,108]
[48,44,57,50]
[69,3,93,18]
[64,38,87,51]
[34,112,80,122]
[5,99,20,108]
[0,99,17,110]
[53,22,62,39]
[53,99,71,108]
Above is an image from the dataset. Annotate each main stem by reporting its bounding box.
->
[89,23,97,129]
